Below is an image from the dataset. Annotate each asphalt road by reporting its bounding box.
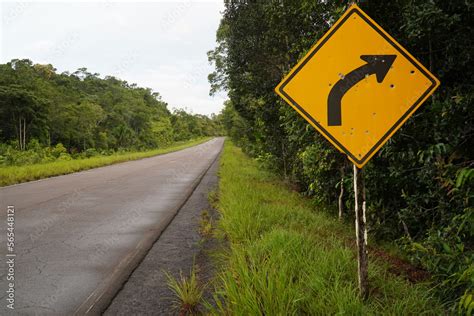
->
[0,137,224,315]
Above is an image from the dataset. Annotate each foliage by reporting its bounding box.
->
[0,59,223,154]
[209,0,473,308]
[199,210,214,238]
[211,141,444,315]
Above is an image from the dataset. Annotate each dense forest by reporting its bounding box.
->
[209,0,473,311]
[0,59,222,165]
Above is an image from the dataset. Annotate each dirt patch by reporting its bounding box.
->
[342,237,430,283]
[369,246,430,283]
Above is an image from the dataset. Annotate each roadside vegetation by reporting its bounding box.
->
[0,59,224,185]
[0,59,223,152]
[0,137,210,186]
[166,265,204,316]
[210,141,444,315]
[208,1,473,310]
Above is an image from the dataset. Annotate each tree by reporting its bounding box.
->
[0,58,222,153]
[209,0,473,307]
[0,85,47,150]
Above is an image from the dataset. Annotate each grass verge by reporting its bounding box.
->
[0,137,211,187]
[210,140,444,315]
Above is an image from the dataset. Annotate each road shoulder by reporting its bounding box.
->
[104,151,221,315]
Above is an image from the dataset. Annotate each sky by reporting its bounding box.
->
[0,0,227,115]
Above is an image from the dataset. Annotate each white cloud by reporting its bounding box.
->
[30,40,55,53]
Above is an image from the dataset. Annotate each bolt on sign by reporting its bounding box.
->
[275,4,440,168]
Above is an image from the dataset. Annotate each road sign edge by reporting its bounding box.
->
[274,5,361,160]
[275,5,359,96]
[274,4,441,168]
[350,7,441,166]
[353,5,441,88]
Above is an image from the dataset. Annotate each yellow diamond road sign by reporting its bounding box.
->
[275,4,440,168]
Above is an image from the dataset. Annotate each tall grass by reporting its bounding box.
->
[0,137,211,186]
[166,265,204,315]
[210,141,444,315]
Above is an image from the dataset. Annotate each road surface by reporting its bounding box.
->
[0,137,224,315]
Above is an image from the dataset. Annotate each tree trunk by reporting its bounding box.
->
[18,116,27,151]
[23,117,26,150]
[18,116,22,150]
[338,166,345,220]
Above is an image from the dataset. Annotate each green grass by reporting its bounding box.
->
[199,209,214,238]
[0,137,211,186]
[166,265,204,315]
[210,140,445,315]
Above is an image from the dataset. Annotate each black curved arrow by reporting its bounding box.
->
[327,55,397,126]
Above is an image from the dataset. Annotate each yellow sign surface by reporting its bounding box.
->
[275,4,440,168]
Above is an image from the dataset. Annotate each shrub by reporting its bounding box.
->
[51,143,67,158]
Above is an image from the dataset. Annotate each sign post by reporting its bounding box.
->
[353,164,368,299]
[275,3,440,298]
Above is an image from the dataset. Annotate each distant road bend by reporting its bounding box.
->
[0,137,224,315]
